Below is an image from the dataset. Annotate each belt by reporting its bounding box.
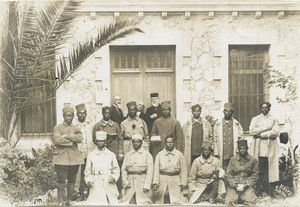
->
[159,170,180,176]
[124,136,132,140]
[107,134,118,140]
[196,174,213,179]
[92,171,110,175]
[127,171,147,175]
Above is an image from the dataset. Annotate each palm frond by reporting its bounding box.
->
[56,17,143,88]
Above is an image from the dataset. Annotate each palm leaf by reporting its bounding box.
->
[57,17,143,87]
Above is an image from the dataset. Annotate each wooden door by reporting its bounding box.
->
[110,46,175,116]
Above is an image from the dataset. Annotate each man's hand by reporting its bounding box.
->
[254,134,261,138]
[150,114,158,119]
[108,176,115,184]
[86,181,93,187]
[180,185,187,191]
[143,188,149,192]
[152,183,159,191]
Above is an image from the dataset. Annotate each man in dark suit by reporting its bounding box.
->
[110,95,124,126]
[137,101,147,122]
[145,93,162,134]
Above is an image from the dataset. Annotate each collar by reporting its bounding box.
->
[127,116,139,121]
[199,155,213,164]
[100,119,114,127]
[261,113,270,118]
[95,147,107,155]
[164,148,175,156]
[237,153,251,161]
[113,104,120,109]
[192,117,203,125]
[63,121,73,127]
[131,148,144,154]
[222,118,233,127]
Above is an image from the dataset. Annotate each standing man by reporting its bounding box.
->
[52,105,84,206]
[121,134,153,204]
[137,101,147,122]
[74,103,94,201]
[121,101,149,155]
[84,131,120,205]
[92,106,123,160]
[151,101,183,160]
[145,93,162,134]
[110,95,124,126]
[214,103,244,170]
[188,141,223,204]
[182,104,213,169]
[249,102,279,197]
[225,140,259,206]
[152,137,188,204]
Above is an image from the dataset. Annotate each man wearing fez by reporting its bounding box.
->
[121,134,154,204]
[84,131,120,205]
[92,106,123,160]
[249,102,279,197]
[110,95,125,126]
[151,101,184,160]
[121,101,149,155]
[74,103,94,201]
[146,93,162,134]
[182,104,213,169]
[225,140,259,206]
[214,102,244,170]
[188,141,224,204]
[52,105,84,206]
[152,137,188,204]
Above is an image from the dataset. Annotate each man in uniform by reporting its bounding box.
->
[182,104,213,169]
[188,141,223,204]
[213,103,244,170]
[249,102,279,197]
[121,134,154,204]
[110,95,124,126]
[145,93,162,134]
[74,103,94,201]
[120,101,149,155]
[152,137,188,204]
[52,105,84,206]
[225,140,259,206]
[151,101,183,160]
[84,131,120,205]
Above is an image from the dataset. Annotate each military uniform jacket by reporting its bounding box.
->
[52,122,84,165]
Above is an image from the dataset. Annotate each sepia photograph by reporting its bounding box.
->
[0,0,300,206]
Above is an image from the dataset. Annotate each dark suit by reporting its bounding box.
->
[138,111,147,122]
[145,104,162,134]
[110,105,124,126]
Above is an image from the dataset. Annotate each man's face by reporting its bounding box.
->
[238,146,248,157]
[192,107,201,119]
[202,146,212,159]
[261,104,270,115]
[223,109,233,120]
[136,103,144,112]
[77,110,87,122]
[165,138,175,151]
[102,109,111,121]
[151,97,159,107]
[95,140,106,149]
[63,112,74,125]
[113,96,121,106]
[132,139,142,151]
[128,105,137,118]
[162,108,171,117]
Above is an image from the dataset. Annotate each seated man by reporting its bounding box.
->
[121,134,153,204]
[152,137,188,204]
[225,140,259,206]
[188,141,224,204]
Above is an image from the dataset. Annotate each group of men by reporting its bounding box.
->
[52,92,280,206]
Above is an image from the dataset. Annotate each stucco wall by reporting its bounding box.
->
[56,12,300,146]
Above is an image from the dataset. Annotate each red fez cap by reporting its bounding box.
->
[126,101,137,108]
[191,104,202,111]
[237,139,248,148]
[224,102,234,110]
[161,101,171,109]
[150,93,159,98]
[202,141,212,149]
[75,103,86,112]
[62,105,74,114]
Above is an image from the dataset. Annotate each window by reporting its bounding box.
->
[20,85,56,135]
[229,45,269,132]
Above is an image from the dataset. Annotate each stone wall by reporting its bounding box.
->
[56,11,300,146]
